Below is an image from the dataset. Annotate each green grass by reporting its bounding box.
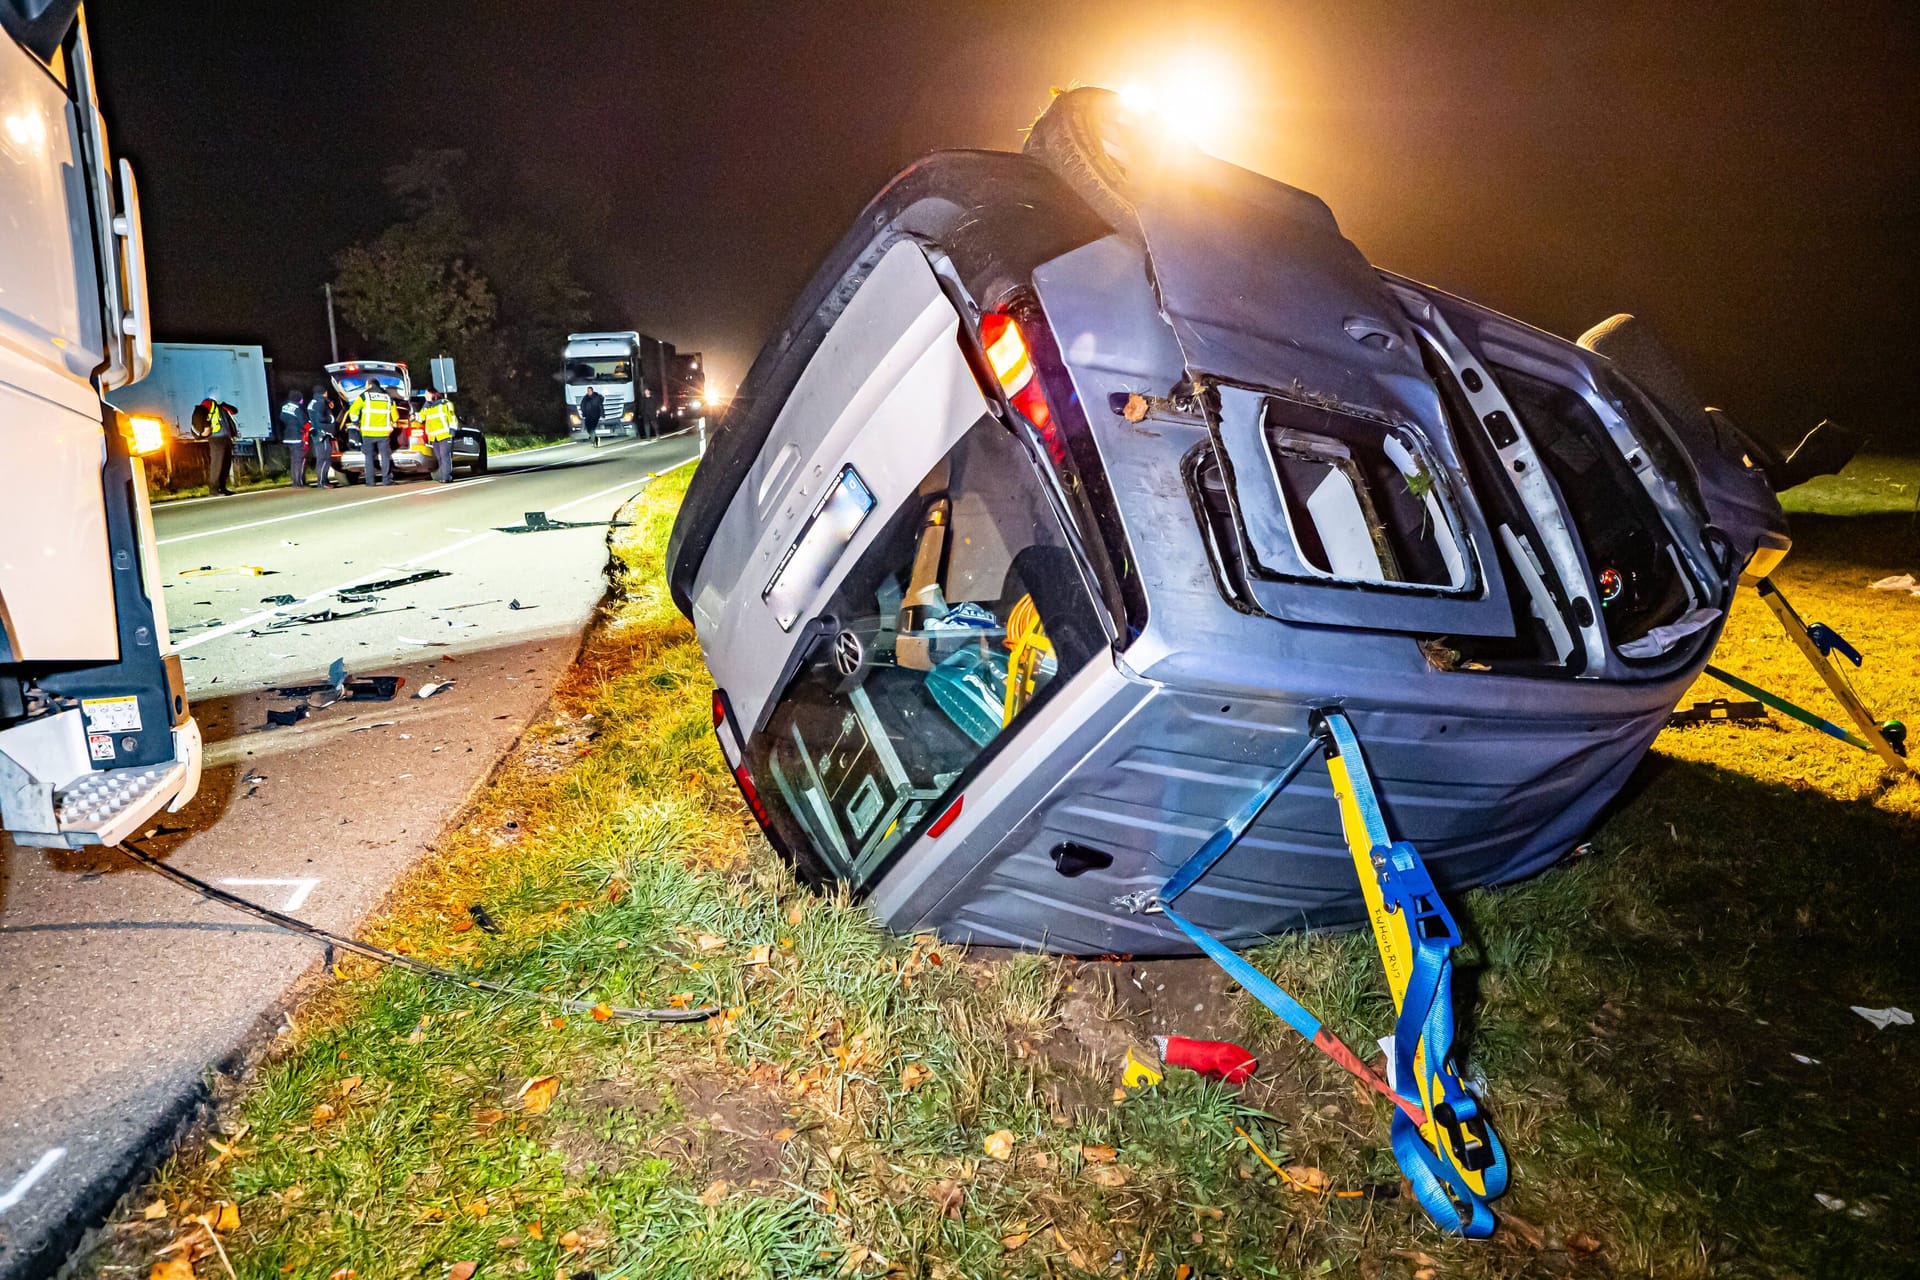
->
[1779,453,1920,518]
[84,468,1920,1279]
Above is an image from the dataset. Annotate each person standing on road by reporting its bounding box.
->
[191,391,240,495]
[579,386,604,445]
[307,384,337,488]
[279,388,309,487]
[345,381,398,485]
[419,390,458,483]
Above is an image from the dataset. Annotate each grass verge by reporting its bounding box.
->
[85,471,1919,1279]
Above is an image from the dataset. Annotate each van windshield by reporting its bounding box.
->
[566,358,631,385]
[744,416,1106,885]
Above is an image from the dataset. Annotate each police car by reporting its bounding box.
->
[325,360,488,479]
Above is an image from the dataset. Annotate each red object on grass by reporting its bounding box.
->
[1156,1035,1259,1083]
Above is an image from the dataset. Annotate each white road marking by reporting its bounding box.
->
[170,442,691,652]
[158,479,498,545]
[218,877,321,911]
[0,1148,65,1216]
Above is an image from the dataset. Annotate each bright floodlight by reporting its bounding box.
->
[126,415,166,456]
[1114,55,1235,150]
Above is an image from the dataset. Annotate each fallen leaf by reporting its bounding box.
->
[465,1200,489,1218]
[1111,1087,1129,1103]
[149,1256,195,1280]
[494,1236,519,1249]
[982,1130,1016,1162]
[143,1199,167,1220]
[773,1127,796,1143]
[524,1220,543,1242]
[310,1103,336,1125]
[699,1179,730,1206]
[1283,1164,1329,1194]
[328,1271,355,1280]
[472,1108,506,1128]
[547,1015,567,1030]
[1175,1267,1193,1280]
[559,1230,582,1250]
[786,903,805,926]
[695,933,726,952]
[448,1264,478,1280]
[1076,1143,1118,1163]
[517,1075,559,1114]
[336,1076,363,1098]
[746,943,773,967]
[931,1179,964,1219]
[1567,1231,1602,1255]
[451,918,474,933]
[838,1247,869,1276]
[899,1062,931,1090]
[667,993,694,1009]
[590,1004,614,1022]
[1192,1205,1224,1220]
[1000,1230,1031,1251]
[1085,1165,1127,1187]
[213,1201,239,1232]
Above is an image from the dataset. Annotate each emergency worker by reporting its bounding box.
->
[307,384,337,487]
[191,390,240,495]
[419,390,458,483]
[345,380,398,485]
[279,388,309,486]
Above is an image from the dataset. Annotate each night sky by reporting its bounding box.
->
[90,1,1917,449]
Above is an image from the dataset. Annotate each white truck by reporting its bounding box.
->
[0,4,203,849]
[562,330,644,439]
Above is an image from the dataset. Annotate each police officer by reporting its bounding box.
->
[191,390,240,495]
[279,388,309,486]
[345,380,398,485]
[419,390,458,483]
[307,384,337,488]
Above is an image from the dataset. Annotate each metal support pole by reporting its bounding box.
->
[324,282,339,362]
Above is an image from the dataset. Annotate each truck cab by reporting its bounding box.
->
[563,331,643,438]
[0,3,204,848]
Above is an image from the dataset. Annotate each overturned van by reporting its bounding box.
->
[667,89,1844,956]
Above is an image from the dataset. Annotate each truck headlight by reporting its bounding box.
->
[126,415,167,456]
[621,409,634,422]
[569,412,582,425]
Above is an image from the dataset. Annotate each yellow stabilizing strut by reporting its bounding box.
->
[1321,712,1506,1235]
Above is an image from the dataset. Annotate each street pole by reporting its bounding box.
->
[324,282,339,362]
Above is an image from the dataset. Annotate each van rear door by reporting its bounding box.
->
[687,241,992,734]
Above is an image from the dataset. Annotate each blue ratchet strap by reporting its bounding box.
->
[1154,739,1386,1082]
[1805,623,1862,667]
[1320,711,1508,1237]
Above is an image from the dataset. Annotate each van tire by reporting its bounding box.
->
[467,439,488,474]
[1022,87,1144,236]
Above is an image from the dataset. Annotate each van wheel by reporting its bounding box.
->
[1023,87,1159,236]
[467,439,488,474]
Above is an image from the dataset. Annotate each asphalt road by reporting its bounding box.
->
[0,433,701,1280]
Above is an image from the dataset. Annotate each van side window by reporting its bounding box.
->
[745,417,1104,884]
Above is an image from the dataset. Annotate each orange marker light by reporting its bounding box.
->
[980,313,1034,396]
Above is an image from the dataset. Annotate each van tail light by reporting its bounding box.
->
[978,312,1062,461]
[733,763,771,828]
[710,688,769,827]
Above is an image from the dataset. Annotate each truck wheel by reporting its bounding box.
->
[1022,86,1162,236]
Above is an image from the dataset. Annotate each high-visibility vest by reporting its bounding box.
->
[349,391,396,433]
[419,402,455,442]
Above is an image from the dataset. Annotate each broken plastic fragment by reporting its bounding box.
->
[1850,1005,1914,1030]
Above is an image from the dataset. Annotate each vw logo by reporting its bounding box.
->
[833,630,865,677]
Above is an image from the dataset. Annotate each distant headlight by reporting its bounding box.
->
[569,412,582,425]
[621,409,634,421]
[688,398,703,411]
[126,415,167,456]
